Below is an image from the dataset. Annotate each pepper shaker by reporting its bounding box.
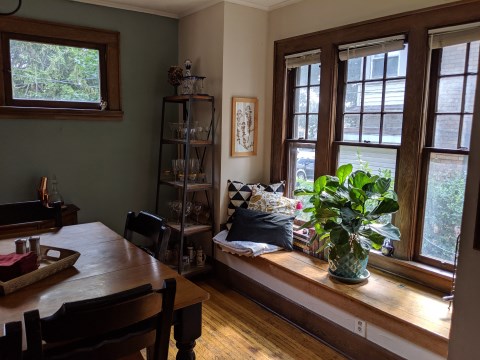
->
[28,236,42,262]
[15,238,27,254]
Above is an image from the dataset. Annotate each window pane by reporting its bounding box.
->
[461,114,472,149]
[421,153,467,264]
[383,114,403,144]
[345,83,362,112]
[307,115,318,140]
[440,44,467,76]
[465,75,477,113]
[369,55,385,79]
[342,114,360,142]
[310,64,320,85]
[309,86,320,113]
[338,145,397,181]
[468,41,479,73]
[437,76,464,113]
[386,54,399,78]
[385,79,405,111]
[294,115,306,139]
[296,65,309,86]
[10,39,101,102]
[347,58,363,82]
[395,44,408,77]
[295,148,316,184]
[364,81,383,112]
[362,114,381,143]
[434,115,460,148]
[294,88,307,113]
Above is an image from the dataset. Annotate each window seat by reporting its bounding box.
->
[215,249,451,359]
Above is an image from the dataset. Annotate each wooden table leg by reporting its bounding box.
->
[174,303,202,360]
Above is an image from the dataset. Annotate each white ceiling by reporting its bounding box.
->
[72,0,301,18]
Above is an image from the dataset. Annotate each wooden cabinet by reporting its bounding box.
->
[155,95,215,276]
[0,204,80,238]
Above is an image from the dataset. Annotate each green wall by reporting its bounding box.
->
[0,0,178,233]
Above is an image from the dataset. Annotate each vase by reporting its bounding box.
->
[328,250,369,280]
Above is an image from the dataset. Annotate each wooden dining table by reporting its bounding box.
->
[0,222,210,359]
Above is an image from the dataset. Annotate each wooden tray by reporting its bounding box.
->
[0,245,80,295]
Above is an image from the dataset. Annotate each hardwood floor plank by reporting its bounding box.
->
[143,278,346,359]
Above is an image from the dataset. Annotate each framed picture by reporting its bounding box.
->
[231,97,258,157]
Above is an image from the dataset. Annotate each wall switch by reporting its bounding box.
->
[354,318,366,337]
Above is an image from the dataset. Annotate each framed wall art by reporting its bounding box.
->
[231,97,258,157]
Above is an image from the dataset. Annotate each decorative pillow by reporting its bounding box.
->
[226,180,285,229]
[226,208,294,251]
[248,189,296,216]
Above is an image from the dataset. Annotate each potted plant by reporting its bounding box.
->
[294,163,400,282]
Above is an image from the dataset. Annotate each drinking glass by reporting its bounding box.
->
[172,159,179,182]
[193,202,203,224]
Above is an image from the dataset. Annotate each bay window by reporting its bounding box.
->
[272,1,480,291]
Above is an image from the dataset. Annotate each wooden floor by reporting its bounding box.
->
[160,278,346,360]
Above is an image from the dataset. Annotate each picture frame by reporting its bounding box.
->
[231,97,258,157]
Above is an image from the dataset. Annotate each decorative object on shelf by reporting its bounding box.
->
[48,175,64,207]
[294,163,400,283]
[37,176,48,205]
[167,65,183,95]
[196,248,206,267]
[231,97,258,157]
[0,0,22,16]
[179,59,206,95]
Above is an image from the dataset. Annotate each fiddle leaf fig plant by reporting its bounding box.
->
[294,164,401,262]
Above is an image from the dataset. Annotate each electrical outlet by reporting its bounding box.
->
[354,318,366,337]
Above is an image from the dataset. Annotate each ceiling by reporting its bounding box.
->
[72,0,301,18]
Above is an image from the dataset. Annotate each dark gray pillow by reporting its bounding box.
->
[226,208,294,251]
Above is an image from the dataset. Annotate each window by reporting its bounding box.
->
[336,37,407,184]
[0,16,121,119]
[417,27,479,270]
[271,2,480,292]
[284,50,320,196]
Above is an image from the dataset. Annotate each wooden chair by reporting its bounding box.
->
[124,211,170,262]
[0,321,22,360]
[0,200,62,230]
[24,279,176,360]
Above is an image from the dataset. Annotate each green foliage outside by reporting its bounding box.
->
[422,167,466,263]
[10,40,100,102]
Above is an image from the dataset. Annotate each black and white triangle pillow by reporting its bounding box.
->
[226,180,285,229]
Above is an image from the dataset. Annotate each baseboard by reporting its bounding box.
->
[214,260,403,360]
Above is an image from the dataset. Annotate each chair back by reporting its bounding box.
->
[0,200,62,228]
[24,279,176,360]
[0,321,22,360]
[124,211,170,262]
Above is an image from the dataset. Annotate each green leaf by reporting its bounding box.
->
[349,171,374,190]
[352,238,369,259]
[369,223,401,241]
[329,227,349,246]
[374,177,391,194]
[358,228,385,247]
[293,188,315,197]
[314,176,327,193]
[336,164,353,184]
[369,198,399,216]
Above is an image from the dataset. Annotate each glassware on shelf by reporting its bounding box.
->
[193,202,203,224]
[172,160,179,182]
[48,175,64,207]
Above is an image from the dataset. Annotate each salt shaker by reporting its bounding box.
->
[15,238,27,254]
[28,236,41,262]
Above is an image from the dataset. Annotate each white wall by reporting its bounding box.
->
[179,2,269,229]
[220,3,268,226]
[179,3,225,228]
[447,47,480,360]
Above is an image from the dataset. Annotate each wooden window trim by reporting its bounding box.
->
[0,16,122,120]
[271,0,480,291]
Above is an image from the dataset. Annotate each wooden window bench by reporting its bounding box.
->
[215,249,450,360]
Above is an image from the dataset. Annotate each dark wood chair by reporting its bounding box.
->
[0,321,22,360]
[0,200,62,229]
[24,279,176,360]
[124,211,170,262]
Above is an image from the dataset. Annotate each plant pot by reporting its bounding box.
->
[328,251,369,281]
